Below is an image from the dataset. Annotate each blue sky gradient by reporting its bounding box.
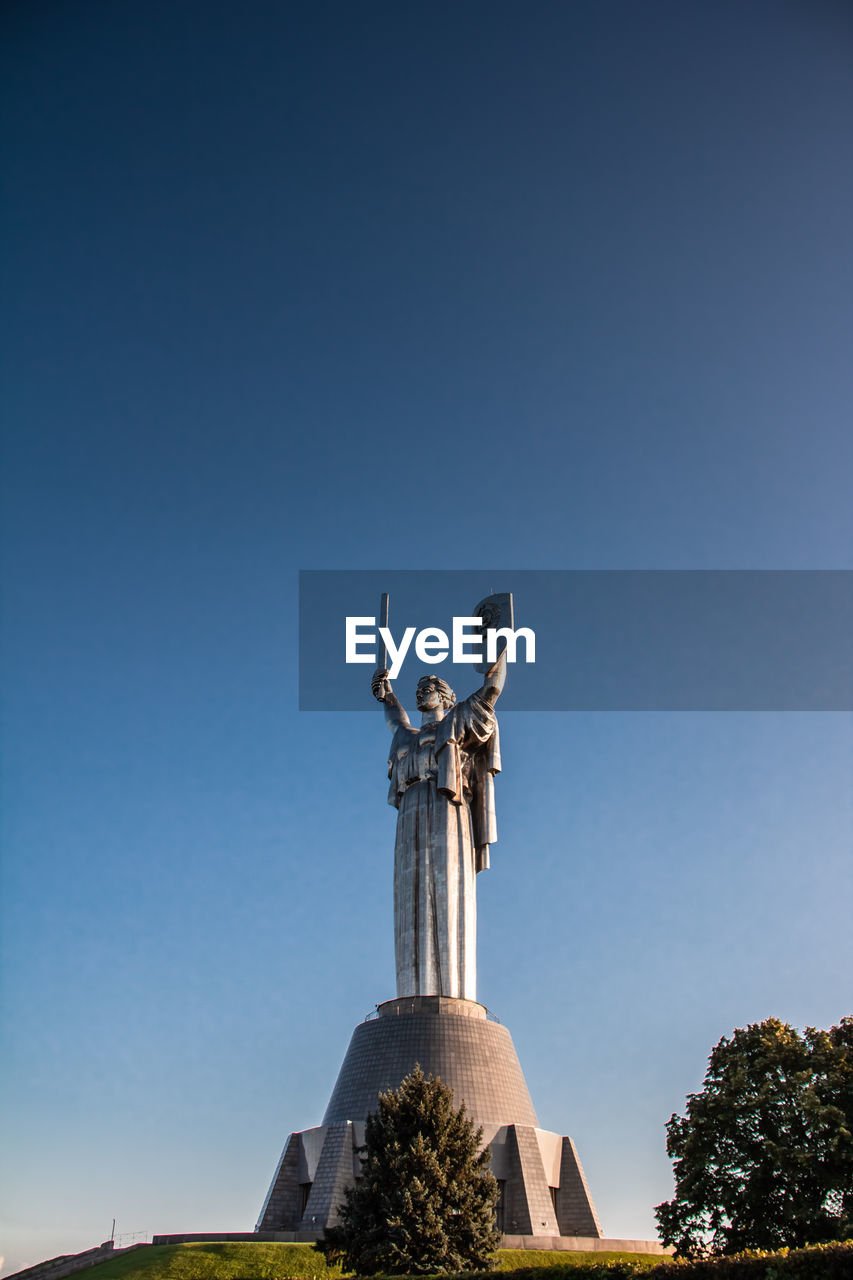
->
[2,1,852,1272]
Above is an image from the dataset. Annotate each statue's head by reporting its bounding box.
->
[416,674,456,711]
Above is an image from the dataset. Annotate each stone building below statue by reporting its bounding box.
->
[257,997,602,1243]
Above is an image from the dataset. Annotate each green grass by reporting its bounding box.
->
[84,1242,343,1280]
[72,1238,853,1280]
[81,1242,669,1280]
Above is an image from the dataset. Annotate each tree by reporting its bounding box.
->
[335,1065,501,1274]
[655,1017,853,1257]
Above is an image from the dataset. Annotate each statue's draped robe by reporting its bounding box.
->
[387,692,500,1000]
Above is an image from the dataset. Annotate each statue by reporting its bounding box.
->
[371,651,506,1002]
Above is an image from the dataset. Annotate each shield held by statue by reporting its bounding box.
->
[473,592,514,674]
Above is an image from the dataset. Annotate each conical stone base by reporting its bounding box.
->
[257,996,602,1242]
[322,996,538,1130]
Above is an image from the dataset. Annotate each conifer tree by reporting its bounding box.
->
[336,1065,501,1274]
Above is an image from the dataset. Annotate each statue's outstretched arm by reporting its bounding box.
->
[371,667,412,730]
[476,650,507,709]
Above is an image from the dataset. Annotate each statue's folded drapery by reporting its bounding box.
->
[387,691,500,999]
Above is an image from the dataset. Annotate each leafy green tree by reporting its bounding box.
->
[335,1064,501,1274]
[655,1017,853,1257]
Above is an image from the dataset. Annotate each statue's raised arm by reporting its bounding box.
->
[475,649,507,709]
[371,667,412,732]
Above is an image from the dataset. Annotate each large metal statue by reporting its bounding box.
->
[370,595,510,1002]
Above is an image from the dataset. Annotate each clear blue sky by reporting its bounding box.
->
[1,1,852,1272]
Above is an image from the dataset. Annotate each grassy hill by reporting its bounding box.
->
[23,1239,853,1280]
[80,1242,665,1280]
[78,1243,338,1280]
